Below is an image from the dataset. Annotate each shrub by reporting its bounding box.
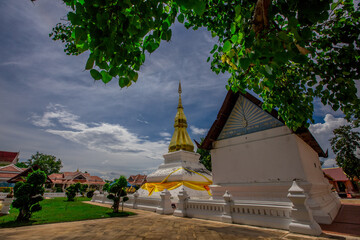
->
[80,184,88,196]
[86,190,94,198]
[12,169,46,222]
[56,187,63,192]
[107,176,128,213]
[66,184,80,201]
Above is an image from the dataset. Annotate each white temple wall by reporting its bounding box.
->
[294,135,326,184]
[211,126,308,185]
[209,126,340,224]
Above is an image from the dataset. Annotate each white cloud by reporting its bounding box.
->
[310,114,349,134]
[322,158,338,168]
[159,132,171,137]
[190,125,208,136]
[31,104,168,160]
[309,114,350,165]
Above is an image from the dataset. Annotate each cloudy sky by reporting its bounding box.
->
[0,1,357,180]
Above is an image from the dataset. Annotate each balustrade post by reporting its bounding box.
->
[287,180,322,236]
[156,189,173,215]
[0,195,13,215]
[91,190,100,202]
[133,191,139,209]
[221,190,233,223]
[174,187,189,217]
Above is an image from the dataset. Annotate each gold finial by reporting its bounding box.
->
[168,81,194,153]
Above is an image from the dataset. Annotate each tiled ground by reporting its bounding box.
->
[0,201,356,240]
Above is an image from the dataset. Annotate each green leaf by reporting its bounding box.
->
[223,40,232,53]
[230,23,236,35]
[178,13,185,23]
[90,69,102,80]
[119,77,130,88]
[101,71,112,84]
[85,55,94,70]
[193,0,206,16]
[231,35,238,43]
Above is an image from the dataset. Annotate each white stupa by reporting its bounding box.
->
[136,81,212,199]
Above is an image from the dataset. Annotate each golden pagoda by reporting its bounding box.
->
[168,81,194,152]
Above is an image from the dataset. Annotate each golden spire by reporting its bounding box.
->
[168,81,194,152]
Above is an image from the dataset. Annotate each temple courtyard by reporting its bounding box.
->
[1,200,359,240]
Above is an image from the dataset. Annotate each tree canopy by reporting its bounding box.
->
[330,122,360,180]
[51,0,359,130]
[26,152,63,176]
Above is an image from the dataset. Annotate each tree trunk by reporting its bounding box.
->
[252,0,271,35]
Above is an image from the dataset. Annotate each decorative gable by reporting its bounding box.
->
[218,95,283,140]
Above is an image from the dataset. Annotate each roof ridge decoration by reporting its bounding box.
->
[168,81,194,152]
[200,90,327,158]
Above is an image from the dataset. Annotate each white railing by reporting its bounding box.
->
[91,192,113,204]
[44,192,66,198]
[185,199,225,221]
[0,192,9,200]
[92,181,323,236]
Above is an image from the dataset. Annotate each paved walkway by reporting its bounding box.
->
[0,201,358,240]
[321,202,360,238]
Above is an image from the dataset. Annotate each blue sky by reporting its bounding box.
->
[0,1,357,180]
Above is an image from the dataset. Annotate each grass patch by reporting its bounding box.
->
[0,197,135,228]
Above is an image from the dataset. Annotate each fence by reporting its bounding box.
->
[93,180,325,236]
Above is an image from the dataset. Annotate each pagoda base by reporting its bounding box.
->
[136,150,212,200]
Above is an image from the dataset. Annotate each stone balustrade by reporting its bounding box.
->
[91,180,323,236]
[0,192,8,200]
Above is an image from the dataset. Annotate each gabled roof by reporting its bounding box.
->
[323,167,350,181]
[7,165,53,183]
[0,151,19,163]
[128,174,147,185]
[48,171,105,185]
[0,164,25,173]
[200,90,327,158]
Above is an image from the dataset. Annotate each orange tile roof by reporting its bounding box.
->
[0,173,20,178]
[323,168,349,181]
[0,165,22,172]
[48,171,105,185]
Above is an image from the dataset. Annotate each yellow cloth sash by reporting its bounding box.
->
[141,167,212,196]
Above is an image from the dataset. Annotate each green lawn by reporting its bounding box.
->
[0,197,135,228]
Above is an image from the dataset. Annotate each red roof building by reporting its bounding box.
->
[0,151,19,166]
[323,167,359,198]
[128,174,147,186]
[7,165,53,184]
[48,171,106,190]
[0,164,27,187]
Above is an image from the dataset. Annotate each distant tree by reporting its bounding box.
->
[107,176,128,213]
[330,123,360,180]
[103,182,110,193]
[15,162,28,168]
[12,169,47,222]
[197,138,212,171]
[26,152,62,175]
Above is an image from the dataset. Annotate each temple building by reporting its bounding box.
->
[48,171,105,190]
[200,90,340,224]
[137,81,212,199]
